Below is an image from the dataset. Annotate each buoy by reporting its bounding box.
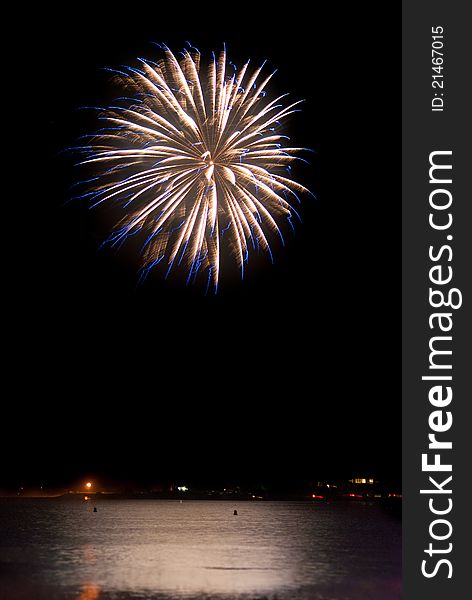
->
[233,509,238,516]
[93,507,97,513]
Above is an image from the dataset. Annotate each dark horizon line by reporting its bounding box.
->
[0,475,401,495]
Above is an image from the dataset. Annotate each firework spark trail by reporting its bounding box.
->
[76,45,312,290]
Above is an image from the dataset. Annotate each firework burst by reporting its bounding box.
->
[76,45,312,290]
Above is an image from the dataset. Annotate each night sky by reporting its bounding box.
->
[5,5,399,491]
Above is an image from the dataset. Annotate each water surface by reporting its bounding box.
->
[0,499,401,599]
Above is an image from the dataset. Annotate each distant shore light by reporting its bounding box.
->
[85,482,92,489]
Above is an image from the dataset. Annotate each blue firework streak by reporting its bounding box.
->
[76,45,312,289]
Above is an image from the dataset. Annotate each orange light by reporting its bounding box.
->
[78,583,100,600]
[84,496,89,501]
[85,482,92,489]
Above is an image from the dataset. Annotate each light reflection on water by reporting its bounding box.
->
[78,582,101,600]
[0,500,401,600]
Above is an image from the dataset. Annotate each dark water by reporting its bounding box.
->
[0,499,401,600]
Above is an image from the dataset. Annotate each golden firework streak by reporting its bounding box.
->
[80,46,311,288]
